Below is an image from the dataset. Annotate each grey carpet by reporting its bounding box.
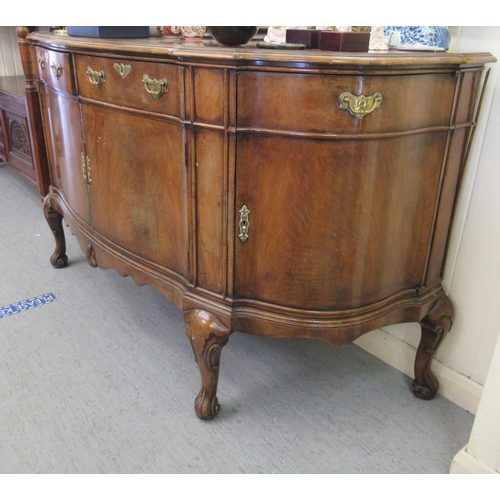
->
[0,162,474,473]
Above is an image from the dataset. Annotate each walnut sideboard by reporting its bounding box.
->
[24,31,495,419]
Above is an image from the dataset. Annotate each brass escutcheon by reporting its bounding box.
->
[142,75,168,100]
[86,67,106,89]
[339,91,383,120]
[50,63,62,79]
[238,205,250,242]
[114,63,132,78]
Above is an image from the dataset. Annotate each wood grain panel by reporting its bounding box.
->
[194,127,225,294]
[39,84,89,223]
[234,132,448,310]
[193,68,225,125]
[82,104,188,277]
[237,72,457,134]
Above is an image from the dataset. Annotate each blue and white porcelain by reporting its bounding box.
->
[384,26,450,51]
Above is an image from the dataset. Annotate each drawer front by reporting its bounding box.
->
[237,72,457,134]
[75,55,183,117]
[34,47,75,95]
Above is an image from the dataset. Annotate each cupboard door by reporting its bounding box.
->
[39,84,90,224]
[234,132,448,311]
[81,104,189,278]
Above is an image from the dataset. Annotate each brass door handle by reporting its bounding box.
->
[339,91,383,120]
[238,205,250,242]
[50,63,63,79]
[142,75,168,100]
[87,66,106,89]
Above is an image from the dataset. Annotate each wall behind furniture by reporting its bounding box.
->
[0,26,23,76]
[356,26,500,415]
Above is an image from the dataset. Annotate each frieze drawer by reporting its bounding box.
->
[75,54,183,118]
[34,47,75,96]
[237,71,458,134]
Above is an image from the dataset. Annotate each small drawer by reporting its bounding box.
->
[34,47,75,95]
[237,71,457,134]
[75,54,183,118]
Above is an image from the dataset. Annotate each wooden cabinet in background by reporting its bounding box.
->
[0,29,50,197]
[0,76,37,184]
[25,31,495,419]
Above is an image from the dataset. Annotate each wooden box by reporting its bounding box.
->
[319,31,370,52]
[286,29,322,49]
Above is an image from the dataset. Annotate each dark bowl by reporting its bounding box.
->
[207,26,259,46]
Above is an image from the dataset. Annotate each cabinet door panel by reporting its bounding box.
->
[39,84,90,224]
[81,105,188,277]
[234,133,447,311]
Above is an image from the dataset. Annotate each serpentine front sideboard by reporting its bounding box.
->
[23,30,495,419]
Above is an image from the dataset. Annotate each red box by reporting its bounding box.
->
[285,29,322,49]
[319,31,370,52]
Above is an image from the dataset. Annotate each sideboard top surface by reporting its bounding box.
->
[28,33,496,70]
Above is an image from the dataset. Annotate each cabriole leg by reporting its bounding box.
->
[413,295,454,399]
[43,196,68,268]
[184,309,231,420]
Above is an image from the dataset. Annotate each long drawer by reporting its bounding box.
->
[74,54,183,117]
[237,71,457,134]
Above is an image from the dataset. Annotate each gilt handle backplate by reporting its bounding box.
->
[114,63,132,78]
[339,91,383,120]
[142,75,168,100]
[86,66,106,89]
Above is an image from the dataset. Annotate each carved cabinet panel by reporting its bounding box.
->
[0,75,39,186]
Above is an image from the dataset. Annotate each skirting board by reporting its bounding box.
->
[450,446,499,474]
[354,328,483,415]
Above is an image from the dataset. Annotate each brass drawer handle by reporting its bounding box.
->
[50,63,63,79]
[114,63,132,78]
[37,58,45,70]
[339,91,383,120]
[142,75,168,100]
[86,66,106,89]
[238,205,250,242]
